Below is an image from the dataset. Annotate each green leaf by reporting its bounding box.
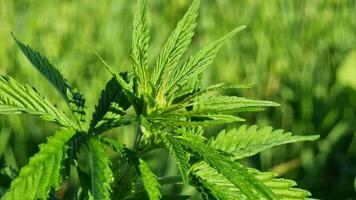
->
[90,77,131,134]
[189,95,279,115]
[162,83,252,113]
[162,134,190,184]
[137,159,162,200]
[176,82,252,104]
[152,0,200,92]
[190,161,312,200]
[178,134,277,199]
[190,161,246,200]
[88,137,113,200]
[166,26,246,100]
[208,125,319,159]
[0,75,78,129]
[12,34,86,125]
[2,129,75,200]
[132,0,150,96]
[248,168,312,199]
[12,34,71,103]
[150,114,244,127]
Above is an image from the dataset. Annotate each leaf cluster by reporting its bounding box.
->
[0,0,318,199]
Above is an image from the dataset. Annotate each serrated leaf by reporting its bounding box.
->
[90,77,131,134]
[190,161,247,200]
[150,114,244,128]
[12,35,86,125]
[190,95,279,115]
[132,0,150,96]
[137,159,161,200]
[2,129,75,200]
[208,125,319,159]
[166,26,246,100]
[162,134,190,184]
[248,168,312,199]
[0,75,78,129]
[191,161,312,200]
[152,0,200,95]
[162,83,252,113]
[12,34,71,103]
[88,137,113,200]
[178,134,277,199]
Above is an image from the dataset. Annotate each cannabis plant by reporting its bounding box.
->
[0,0,319,199]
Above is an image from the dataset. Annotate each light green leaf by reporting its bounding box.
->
[191,161,312,200]
[132,0,150,96]
[190,161,247,200]
[0,75,78,129]
[166,26,246,100]
[2,129,75,200]
[208,125,319,159]
[137,159,162,200]
[88,137,113,200]
[190,95,279,115]
[152,0,200,92]
[249,168,312,199]
[179,135,277,199]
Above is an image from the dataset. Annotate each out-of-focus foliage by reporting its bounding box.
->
[0,0,355,199]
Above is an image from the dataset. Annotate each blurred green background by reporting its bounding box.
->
[1,0,356,199]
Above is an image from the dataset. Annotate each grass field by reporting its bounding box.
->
[1,0,356,199]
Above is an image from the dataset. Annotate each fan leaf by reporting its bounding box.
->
[152,0,200,97]
[178,134,277,199]
[166,26,246,101]
[2,129,75,200]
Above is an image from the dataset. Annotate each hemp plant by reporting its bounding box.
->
[0,0,319,199]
